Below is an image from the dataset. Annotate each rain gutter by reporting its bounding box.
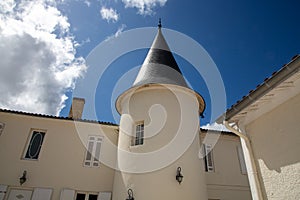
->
[218,55,300,122]
[224,121,264,200]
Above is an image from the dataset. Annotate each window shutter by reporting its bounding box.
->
[32,188,52,200]
[97,192,111,200]
[237,146,247,174]
[60,189,75,200]
[0,185,7,200]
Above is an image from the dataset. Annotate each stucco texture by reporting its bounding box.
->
[246,93,300,199]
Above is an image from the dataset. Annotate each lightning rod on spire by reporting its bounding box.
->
[158,18,162,29]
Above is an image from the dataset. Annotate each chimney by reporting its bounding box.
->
[68,97,85,119]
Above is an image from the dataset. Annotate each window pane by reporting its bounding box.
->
[85,136,102,167]
[203,145,208,171]
[93,142,101,162]
[25,131,45,159]
[93,162,99,167]
[204,144,214,172]
[88,194,98,200]
[207,151,213,168]
[85,141,94,161]
[76,193,86,200]
[134,123,144,146]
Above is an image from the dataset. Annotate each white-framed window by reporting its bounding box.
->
[61,189,111,200]
[24,130,46,160]
[203,144,214,172]
[132,122,144,146]
[75,191,98,200]
[84,136,102,167]
[237,145,247,174]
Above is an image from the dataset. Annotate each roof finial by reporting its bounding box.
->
[158,18,162,29]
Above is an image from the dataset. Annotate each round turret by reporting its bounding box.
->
[112,23,207,200]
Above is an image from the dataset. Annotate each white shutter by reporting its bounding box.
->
[60,189,75,200]
[97,192,111,200]
[32,188,52,200]
[237,146,247,174]
[0,185,7,200]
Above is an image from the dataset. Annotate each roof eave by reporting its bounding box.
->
[217,54,300,124]
[0,108,118,126]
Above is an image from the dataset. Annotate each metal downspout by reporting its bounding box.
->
[224,121,264,200]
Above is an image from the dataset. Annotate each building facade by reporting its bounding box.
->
[220,55,300,199]
[0,25,251,200]
[200,129,251,200]
[0,109,251,200]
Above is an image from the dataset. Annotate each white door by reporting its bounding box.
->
[7,189,32,200]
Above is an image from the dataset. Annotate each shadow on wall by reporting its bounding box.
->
[246,93,300,173]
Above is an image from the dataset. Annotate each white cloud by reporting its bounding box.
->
[105,24,126,41]
[100,6,119,22]
[122,0,167,15]
[115,24,126,37]
[84,0,91,7]
[0,0,87,116]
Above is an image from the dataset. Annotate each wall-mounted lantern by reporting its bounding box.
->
[126,189,134,200]
[176,167,183,184]
[19,171,27,185]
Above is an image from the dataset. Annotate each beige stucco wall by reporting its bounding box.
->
[113,86,208,200]
[0,89,253,200]
[246,92,300,199]
[201,132,252,200]
[0,112,118,199]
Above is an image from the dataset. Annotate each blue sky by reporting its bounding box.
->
[1,0,299,125]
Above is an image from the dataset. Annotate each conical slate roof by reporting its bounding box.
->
[116,23,206,115]
[133,27,189,88]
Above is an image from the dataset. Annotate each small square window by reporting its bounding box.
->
[24,130,46,160]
